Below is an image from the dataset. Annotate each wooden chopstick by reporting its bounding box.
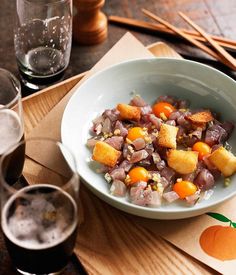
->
[108,15,236,52]
[142,9,218,59]
[142,9,235,70]
[178,12,236,70]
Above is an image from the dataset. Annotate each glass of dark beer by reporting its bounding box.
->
[14,0,73,91]
[0,68,24,157]
[0,138,80,275]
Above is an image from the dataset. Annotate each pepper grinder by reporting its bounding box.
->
[73,0,108,45]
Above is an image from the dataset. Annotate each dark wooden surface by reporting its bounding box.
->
[0,0,236,274]
[0,0,236,97]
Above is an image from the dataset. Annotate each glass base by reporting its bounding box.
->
[16,267,65,275]
[17,47,67,92]
[19,71,65,92]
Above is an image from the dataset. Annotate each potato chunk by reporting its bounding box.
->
[117,103,141,121]
[92,141,121,167]
[167,149,198,174]
[208,146,236,177]
[158,124,178,149]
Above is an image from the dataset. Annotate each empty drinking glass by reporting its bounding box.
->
[14,0,73,91]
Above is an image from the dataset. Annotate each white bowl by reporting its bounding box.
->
[61,58,236,219]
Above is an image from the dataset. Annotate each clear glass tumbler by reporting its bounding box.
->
[14,0,73,91]
[0,138,80,275]
[0,69,24,161]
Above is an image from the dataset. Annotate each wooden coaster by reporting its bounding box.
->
[73,0,108,45]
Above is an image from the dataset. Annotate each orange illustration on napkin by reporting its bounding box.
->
[199,212,236,261]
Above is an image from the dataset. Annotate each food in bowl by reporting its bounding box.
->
[87,94,236,207]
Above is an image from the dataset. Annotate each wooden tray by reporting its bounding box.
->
[22,42,214,275]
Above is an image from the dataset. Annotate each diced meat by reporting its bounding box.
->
[105,136,124,150]
[130,182,147,206]
[130,183,161,207]
[157,95,175,105]
[140,114,150,123]
[122,143,129,159]
[145,143,155,155]
[191,129,202,140]
[114,121,128,137]
[138,159,152,166]
[148,114,162,129]
[185,192,200,205]
[102,118,112,134]
[182,135,198,147]
[110,168,126,181]
[177,99,189,109]
[96,165,110,174]
[195,160,206,173]
[205,124,227,146]
[176,126,186,140]
[163,191,179,203]
[169,110,182,121]
[130,95,147,107]
[160,176,169,189]
[94,123,102,135]
[110,180,127,197]
[221,121,234,139]
[140,105,152,115]
[156,160,166,171]
[160,167,176,183]
[130,188,146,206]
[152,152,161,164]
[146,191,162,207]
[129,150,149,163]
[103,108,120,122]
[194,168,215,190]
[177,113,191,129]
[86,137,99,148]
[165,120,176,126]
[181,172,195,182]
[133,138,146,150]
[132,181,148,189]
[118,160,133,172]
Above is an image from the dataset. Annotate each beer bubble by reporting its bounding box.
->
[8,215,38,240]
[40,227,62,244]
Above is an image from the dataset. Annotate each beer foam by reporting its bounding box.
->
[2,184,78,250]
[0,109,22,155]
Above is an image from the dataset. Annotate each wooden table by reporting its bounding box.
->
[0,1,236,274]
[0,0,235,96]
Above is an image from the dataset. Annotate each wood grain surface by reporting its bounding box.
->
[1,0,236,97]
[19,42,217,275]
